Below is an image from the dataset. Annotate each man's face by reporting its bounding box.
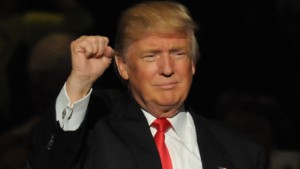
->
[116,33,195,118]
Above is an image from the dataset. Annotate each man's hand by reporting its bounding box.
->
[66,36,114,103]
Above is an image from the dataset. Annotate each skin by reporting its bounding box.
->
[66,36,114,103]
[116,33,195,118]
[67,33,195,118]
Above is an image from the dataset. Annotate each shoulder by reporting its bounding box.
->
[191,111,268,168]
[195,112,263,149]
[204,116,261,150]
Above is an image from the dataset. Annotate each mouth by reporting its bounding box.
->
[155,82,178,90]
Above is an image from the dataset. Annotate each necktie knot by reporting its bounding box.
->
[151,118,172,133]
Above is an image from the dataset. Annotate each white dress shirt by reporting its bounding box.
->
[56,84,202,169]
[143,109,202,169]
[55,83,92,130]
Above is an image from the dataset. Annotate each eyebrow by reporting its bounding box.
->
[143,46,186,53]
[169,47,186,53]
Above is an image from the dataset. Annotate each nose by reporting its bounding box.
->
[158,55,174,77]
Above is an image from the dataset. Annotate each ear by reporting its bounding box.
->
[192,61,196,75]
[114,54,129,80]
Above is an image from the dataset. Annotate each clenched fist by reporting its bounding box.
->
[66,36,115,103]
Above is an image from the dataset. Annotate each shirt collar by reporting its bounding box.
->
[142,106,187,139]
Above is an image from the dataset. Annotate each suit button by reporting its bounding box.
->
[47,134,55,150]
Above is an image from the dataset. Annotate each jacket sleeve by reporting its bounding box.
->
[26,91,111,169]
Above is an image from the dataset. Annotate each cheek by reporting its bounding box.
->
[176,62,194,76]
[130,63,158,79]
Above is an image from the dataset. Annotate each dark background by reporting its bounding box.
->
[0,0,300,168]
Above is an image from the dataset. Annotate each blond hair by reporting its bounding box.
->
[114,0,200,63]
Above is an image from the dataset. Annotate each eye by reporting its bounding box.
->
[172,51,187,59]
[142,53,157,62]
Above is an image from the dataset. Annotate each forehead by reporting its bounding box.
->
[131,33,189,49]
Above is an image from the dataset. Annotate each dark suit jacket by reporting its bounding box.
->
[28,89,268,169]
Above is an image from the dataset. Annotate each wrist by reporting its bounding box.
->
[66,74,93,104]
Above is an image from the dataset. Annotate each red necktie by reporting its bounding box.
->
[151,118,173,169]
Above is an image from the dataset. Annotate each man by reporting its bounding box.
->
[28,1,268,169]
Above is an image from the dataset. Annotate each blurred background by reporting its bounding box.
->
[0,0,299,168]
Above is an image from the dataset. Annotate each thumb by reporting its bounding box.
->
[103,46,115,59]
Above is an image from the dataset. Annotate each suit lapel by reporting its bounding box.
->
[106,91,234,169]
[190,111,234,169]
[108,92,162,169]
